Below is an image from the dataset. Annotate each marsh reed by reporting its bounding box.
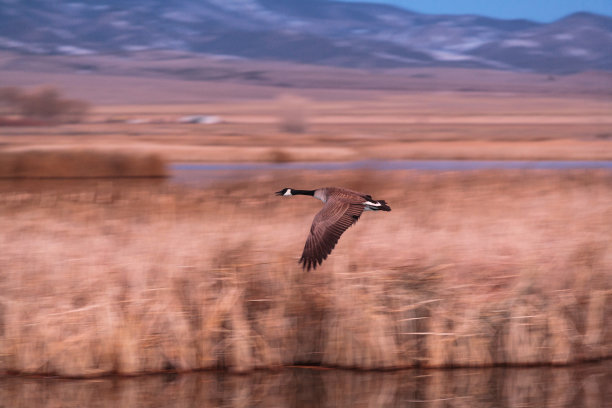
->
[0,170,610,376]
[0,148,166,178]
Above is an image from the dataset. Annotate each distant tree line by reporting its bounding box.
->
[0,86,90,123]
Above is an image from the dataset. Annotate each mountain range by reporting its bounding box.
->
[1,0,611,74]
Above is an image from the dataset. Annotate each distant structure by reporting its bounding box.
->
[178,115,222,124]
[125,118,150,124]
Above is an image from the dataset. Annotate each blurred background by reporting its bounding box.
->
[1,1,611,407]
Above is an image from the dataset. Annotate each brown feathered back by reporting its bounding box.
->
[277,186,390,271]
[299,188,368,271]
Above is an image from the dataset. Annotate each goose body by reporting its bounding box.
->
[276,187,391,271]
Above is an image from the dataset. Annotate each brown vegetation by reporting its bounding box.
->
[0,86,89,123]
[0,170,610,377]
[0,91,610,162]
[0,148,166,178]
[276,94,309,133]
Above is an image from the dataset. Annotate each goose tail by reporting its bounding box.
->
[377,200,391,211]
[364,199,391,211]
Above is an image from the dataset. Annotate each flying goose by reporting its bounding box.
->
[275,187,391,271]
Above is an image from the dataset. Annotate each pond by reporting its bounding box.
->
[172,160,612,172]
[1,362,610,407]
[171,160,612,185]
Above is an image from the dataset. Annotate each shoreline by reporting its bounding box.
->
[2,358,612,379]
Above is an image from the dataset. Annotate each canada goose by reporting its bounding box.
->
[275,187,391,271]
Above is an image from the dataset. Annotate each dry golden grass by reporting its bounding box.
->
[1,91,611,162]
[0,148,166,178]
[0,170,610,376]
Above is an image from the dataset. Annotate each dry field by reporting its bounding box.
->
[0,170,610,376]
[1,62,612,163]
[1,57,611,377]
[1,90,611,162]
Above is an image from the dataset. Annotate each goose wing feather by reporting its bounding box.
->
[299,197,364,271]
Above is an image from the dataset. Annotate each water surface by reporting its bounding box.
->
[172,159,612,172]
[171,159,612,185]
[1,362,610,407]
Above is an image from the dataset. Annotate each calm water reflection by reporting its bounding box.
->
[1,362,610,408]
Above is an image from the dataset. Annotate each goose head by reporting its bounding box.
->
[275,188,293,196]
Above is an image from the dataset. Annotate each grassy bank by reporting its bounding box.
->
[0,148,166,178]
[0,170,610,376]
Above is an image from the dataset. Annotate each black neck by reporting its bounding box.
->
[292,189,315,196]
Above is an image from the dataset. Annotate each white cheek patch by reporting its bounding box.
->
[314,190,326,203]
[364,200,381,206]
[284,189,292,196]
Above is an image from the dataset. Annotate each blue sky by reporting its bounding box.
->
[343,0,612,22]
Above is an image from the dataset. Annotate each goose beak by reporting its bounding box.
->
[275,190,284,196]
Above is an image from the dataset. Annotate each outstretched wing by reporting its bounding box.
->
[299,198,364,271]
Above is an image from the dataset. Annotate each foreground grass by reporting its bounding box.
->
[0,170,610,376]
